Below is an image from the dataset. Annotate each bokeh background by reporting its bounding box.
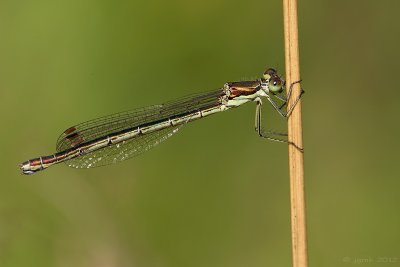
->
[1,0,399,266]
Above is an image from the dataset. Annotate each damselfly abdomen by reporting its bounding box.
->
[20,68,303,175]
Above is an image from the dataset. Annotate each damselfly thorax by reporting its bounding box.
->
[20,68,304,175]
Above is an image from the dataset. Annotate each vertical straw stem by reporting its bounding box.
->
[282,0,308,267]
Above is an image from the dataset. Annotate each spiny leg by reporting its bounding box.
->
[274,94,287,103]
[254,98,288,142]
[267,80,304,118]
[254,98,304,151]
[255,98,262,134]
[285,80,300,106]
[279,80,303,109]
[285,80,304,116]
[278,80,300,110]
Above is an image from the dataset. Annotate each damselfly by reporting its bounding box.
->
[20,68,304,175]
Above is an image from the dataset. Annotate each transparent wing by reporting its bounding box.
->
[55,89,224,169]
[56,89,224,152]
[66,125,182,169]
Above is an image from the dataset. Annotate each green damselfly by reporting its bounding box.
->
[20,68,303,175]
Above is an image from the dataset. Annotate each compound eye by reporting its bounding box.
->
[263,68,277,79]
[269,76,283,93]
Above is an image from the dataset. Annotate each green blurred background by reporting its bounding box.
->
[1,0,399,266]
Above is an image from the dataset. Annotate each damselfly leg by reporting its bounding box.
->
[267,80,304,118]
[278,80,304,114]
[254,80,304,150]
[255,98,288,143]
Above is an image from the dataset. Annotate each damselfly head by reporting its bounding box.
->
[263,68,277,80]
[268,76,284,94]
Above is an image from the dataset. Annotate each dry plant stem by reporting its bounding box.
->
[283,0,308,267]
